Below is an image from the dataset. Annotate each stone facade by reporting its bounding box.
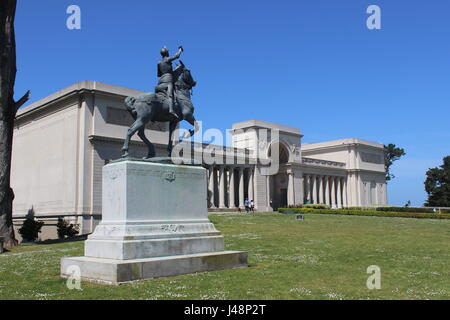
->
[11,81,387,240]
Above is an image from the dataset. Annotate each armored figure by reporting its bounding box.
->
[155,45,184,119]
[121,47,199,159]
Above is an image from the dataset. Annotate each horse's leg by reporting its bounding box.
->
[122,118,145,157]
[138,128,155,159]
[167,120,178,157]
[183,115,200,139]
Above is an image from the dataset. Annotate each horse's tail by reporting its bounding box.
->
[125,96,137,119]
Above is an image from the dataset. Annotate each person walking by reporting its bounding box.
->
[244,198,250,213]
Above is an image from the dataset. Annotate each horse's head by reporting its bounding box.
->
[176,60,197,90]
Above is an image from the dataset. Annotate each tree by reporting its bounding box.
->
[18,214,44,243]
[56,218,79,240]
[424,156,450,207]
[0,0,30,248]
[384,144,406,182]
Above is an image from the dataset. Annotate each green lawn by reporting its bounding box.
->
[0,212,449,300]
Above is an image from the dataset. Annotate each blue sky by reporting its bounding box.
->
[14,0,450,206]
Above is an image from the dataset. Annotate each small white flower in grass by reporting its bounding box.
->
[289,287,312,296]
[326,292,345,300]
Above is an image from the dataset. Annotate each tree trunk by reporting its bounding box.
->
[0,0,28,249]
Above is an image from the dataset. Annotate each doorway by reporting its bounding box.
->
[279,188,288,209]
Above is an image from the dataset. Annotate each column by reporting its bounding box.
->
[311,175,317,204]
[218,166,226,209]
[336,177,342,208]
[238,167,245,208]
[342,177,348,208]
[324,176,330,206]
[248,167,254,202]
[266,175,272,209]
[296,171,305,206]
[214,167,219,207]
[287,170,295,206]
[318,175,323,204]
[228,167,236,208]
[331,176,336,208]
[304,174,310,204]
[208,167,216,208]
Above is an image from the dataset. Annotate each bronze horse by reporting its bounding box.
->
[121,61,199,159]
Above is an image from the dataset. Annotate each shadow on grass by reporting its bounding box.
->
[36,234,89,245]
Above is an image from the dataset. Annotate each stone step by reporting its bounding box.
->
[61,250,248,285]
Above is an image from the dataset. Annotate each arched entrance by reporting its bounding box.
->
[267,142,290,209]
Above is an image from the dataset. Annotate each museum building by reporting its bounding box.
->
[11,81,387,240]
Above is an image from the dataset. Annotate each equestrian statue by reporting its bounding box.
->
[121,45,199,159]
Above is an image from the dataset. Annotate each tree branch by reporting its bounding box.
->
[14,90,30,112]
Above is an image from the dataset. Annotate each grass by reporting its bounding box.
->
[0,212,449,300]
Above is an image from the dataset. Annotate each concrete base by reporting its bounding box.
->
[60,160,248,284]
[61,250,248,285]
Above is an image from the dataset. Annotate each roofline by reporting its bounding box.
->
[302,138,384,150]
[17,81,146,118]
[231,120,303,138]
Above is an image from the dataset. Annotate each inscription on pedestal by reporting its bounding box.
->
[164,171,176,182]
[161,224,185,233]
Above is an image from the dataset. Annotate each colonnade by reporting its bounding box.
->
[207,166,254,209]
[303,174,348,208]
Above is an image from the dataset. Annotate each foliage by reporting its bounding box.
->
[342,206,374,211]
[286,205,450,214]
[18,216,44,242]
[278,208,450,220]
[424,156,450,207]
[286,204,331,210]
[56,218,79,239]
[375,206,450,214]
[384,144,406,182]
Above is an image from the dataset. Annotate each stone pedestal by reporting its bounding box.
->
[61,160,247,285]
